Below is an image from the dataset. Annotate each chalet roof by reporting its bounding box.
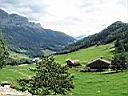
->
[66,59,79,63]
[87,58,111,67]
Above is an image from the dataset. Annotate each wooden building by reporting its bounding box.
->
[66,59,80,67]
[86,59,111,71]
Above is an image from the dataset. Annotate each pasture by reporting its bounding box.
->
[0,43,128,96]
[0,65,128,96]
[55,44,114,64]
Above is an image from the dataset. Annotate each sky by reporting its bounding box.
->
[0,0,128,37]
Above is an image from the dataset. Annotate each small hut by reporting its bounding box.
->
[86,58,111,71]
[66,59,80,67]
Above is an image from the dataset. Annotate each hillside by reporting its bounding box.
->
[0,9,75,57]
[60,21,128,54]
[56,43,114,64]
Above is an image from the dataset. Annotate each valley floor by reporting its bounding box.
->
[0,44,128,96]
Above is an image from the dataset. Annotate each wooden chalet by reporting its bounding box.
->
[86,58,111,71]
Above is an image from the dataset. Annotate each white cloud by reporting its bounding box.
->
[41,0,128,37]
[0,0,127,37]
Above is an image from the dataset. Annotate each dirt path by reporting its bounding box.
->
[0,85,32,96]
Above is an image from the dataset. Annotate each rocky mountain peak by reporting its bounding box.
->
[0,9,8,16]
[9,14,28,24]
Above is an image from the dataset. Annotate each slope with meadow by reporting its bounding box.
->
[1,43,128,96]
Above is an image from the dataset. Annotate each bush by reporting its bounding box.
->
[18,56,74,95]
[6,57,18,66]
[18,59,32,64]
[110,53,127,71]
[6,58,32,66]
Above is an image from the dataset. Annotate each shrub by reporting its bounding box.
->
[110,53,127,71]
[18,56,74,95]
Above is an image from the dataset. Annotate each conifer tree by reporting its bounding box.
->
[0,33,9,69]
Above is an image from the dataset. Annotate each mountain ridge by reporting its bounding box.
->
[57,21,128,54]
[0,9,75,57]
[76,34,86,40]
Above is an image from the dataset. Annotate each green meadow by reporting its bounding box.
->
[0,43,128,96]
[55,43,114,64]
[0,64,35,85]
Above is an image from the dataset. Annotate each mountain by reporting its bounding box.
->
[0,9,75,57]
[58,21,128,54]
[76,34,86,40]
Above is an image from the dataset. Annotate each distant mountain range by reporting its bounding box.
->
[76,34,86,40]
[0,9,75,57]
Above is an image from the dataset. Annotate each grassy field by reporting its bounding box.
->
[0,43,128,96]
[55,43,114,64]
[0,64,35,85]
[71,70,128,96]
[0,65,128,96]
